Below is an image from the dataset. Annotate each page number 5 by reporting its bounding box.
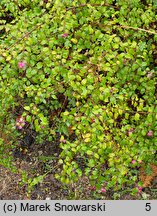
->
[145,203,151,211]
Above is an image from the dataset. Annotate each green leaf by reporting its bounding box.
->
[87,150,93,155]
[24,106,30,111]
[30,175,44,187]
[26,115,31,122]
[37,62,43,69]
[71,38,78,44]
[34,119,40,132]
[94,153,99,159]
[134,113,140,121]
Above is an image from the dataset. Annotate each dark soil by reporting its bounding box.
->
[0,117,157,200]
[0,131,157,200]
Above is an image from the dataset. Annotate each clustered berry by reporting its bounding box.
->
[16,116,25,129]
[18,61,26,68]
[62,33,68,38]
[147,130,153,137]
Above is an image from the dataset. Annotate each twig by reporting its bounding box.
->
[119,24,157,35]
[102,107,157,115]
[66,3,118,11]
[6,23,42,50]
[93,22,157,35]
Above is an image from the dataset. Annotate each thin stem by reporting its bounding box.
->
[119,24,157,35]
[66,3,118,11]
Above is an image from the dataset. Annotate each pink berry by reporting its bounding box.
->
[18,61,26,68]
[62,33,68,38]
[147,131,153,137]
[60,139,66,143]
[129,128,134,132]
[18,125,23,129]
[89,186,96,191]
[131,160,136,164]
[128,128,134,135]
[91,118,95,123]
[147,72,153,78]
[100,188,106,193]
[18,117,24,123]
[137,186,142,193]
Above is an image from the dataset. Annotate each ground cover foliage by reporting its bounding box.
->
[0,0,157,198]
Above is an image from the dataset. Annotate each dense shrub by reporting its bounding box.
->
[0,0,157,194]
